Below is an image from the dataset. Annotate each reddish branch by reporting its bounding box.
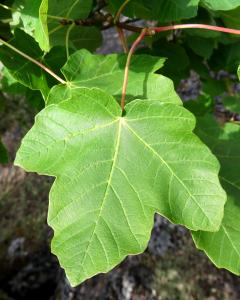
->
[117,22,240,36]
[119,23,240,111]
[152,24,240,35]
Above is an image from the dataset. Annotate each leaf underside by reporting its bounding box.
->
[15,88,226,286]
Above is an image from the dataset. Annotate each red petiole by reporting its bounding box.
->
[151,24,240,35]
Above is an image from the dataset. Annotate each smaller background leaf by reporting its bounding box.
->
[201,0,240,11]
[187,36,215,59]
[50,25,102,54]
[0,30,67,100]
[108,0,200,22]
[220,6,240,31]
[192,115,240,275]
[222,95,240,113]
[184,94,214,116]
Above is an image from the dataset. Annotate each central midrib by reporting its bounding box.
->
[80,118,122,267]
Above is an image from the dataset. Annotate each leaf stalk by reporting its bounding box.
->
[0,38,66,85]
[114,0,131,24]
[121,29,147,111]
[116,27,129,53]
[152,24,240,35]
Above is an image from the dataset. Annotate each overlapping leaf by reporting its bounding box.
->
[187,36,215,59]
[15,88,226,286]
[0,67,27,95]
[222,95,240,114]
[209,41,240,73]
[185,7,221,38]
[220,6,240,30]
[0,3,12,40]
[47,0,92,21]
[192,115,240,275]
[12,0,49,51]
[109,0,240,23]
[0,30,66,99]
[149,0,200,22]
[108,0,200,22]
[0,65,44,109]
[45,0,100,52]
[184,94,214,116]
[201,0,240,11]
[150,41,190,85]
[49,25,102,53]
[47,49,181,105]
[0,29,50,98]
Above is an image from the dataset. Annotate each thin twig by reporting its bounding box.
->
[1,18,13,24]
[121,29,147,111]
[0,38,66,84]
[117,22,143,33]
[114,0,131,24]
[0,3,18,12]
[66,23,75,58]
[116,27,129,53]
[47,15,74,23]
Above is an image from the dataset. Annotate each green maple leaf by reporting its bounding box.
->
[192,115,240,275]
[15,88,226,285]
[47,49,180,105]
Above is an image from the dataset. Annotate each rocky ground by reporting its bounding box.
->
[1,30,240,300]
